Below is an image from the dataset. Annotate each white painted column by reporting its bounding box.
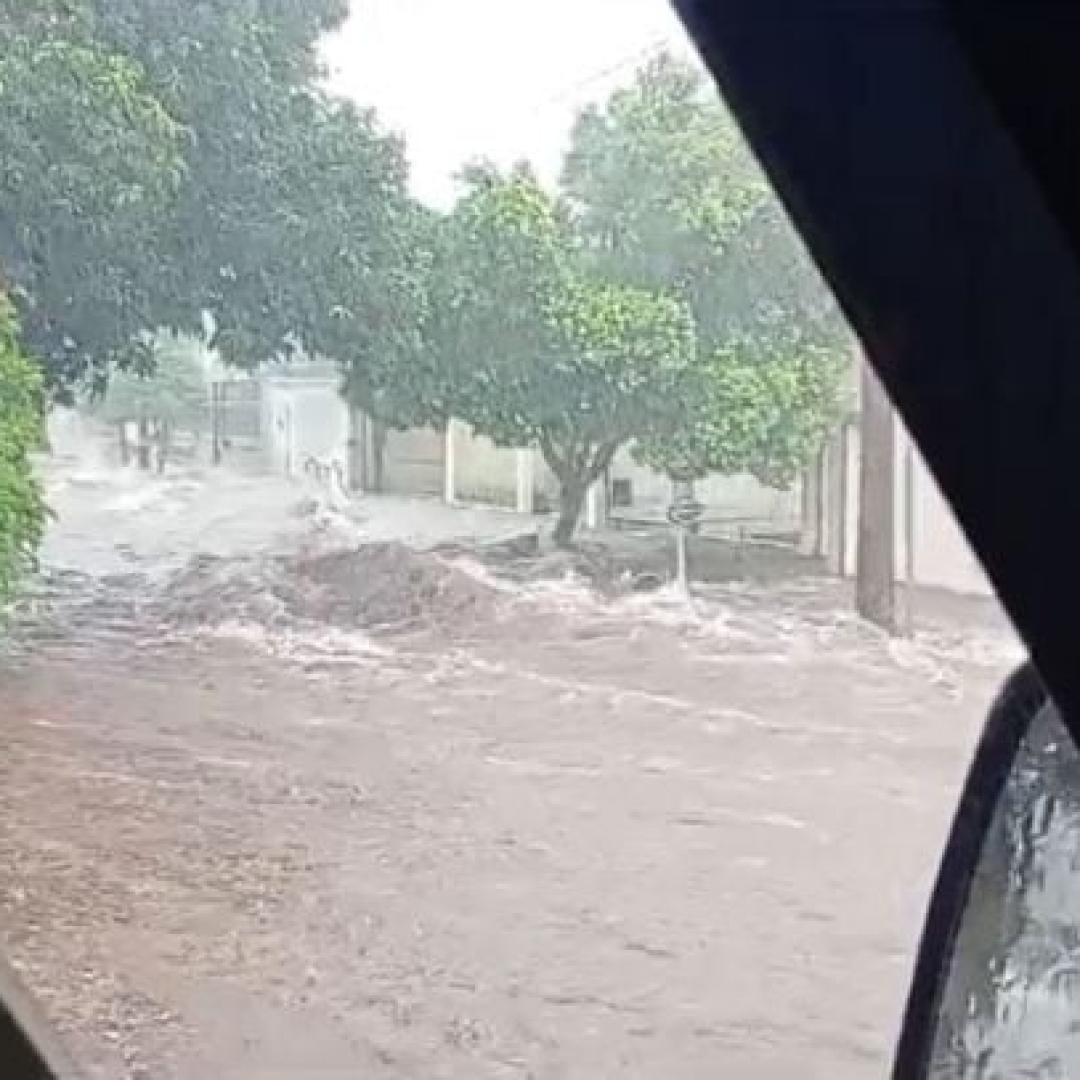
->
[584,480,602,531]
[444,419,457,505]
[515,448,535,514]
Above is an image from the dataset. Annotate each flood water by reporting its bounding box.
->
[0,427,1022,1078]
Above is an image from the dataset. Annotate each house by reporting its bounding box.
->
[259,370,800,535]
[256,355,988,596]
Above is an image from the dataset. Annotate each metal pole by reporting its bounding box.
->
[668,478,703,599]
[674,525,689,597]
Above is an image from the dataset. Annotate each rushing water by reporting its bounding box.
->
[0,423,1026,1079]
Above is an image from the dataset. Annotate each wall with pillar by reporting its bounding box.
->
[822,416,993,596]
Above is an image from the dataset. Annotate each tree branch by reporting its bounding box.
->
[537,427,567,481]
[585,438,622,484]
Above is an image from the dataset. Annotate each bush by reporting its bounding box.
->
[0,295,46,603]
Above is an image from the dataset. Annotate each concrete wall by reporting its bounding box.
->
[608,446,801,531]
[437,428,800,530]
[261,377,349,477]
[904,433,990,595]
[448,425,520,508]
[381,426,445,496]
[825,417,993,596]
[445,424,561,510]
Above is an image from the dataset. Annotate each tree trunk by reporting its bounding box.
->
[856,360,897,632]
[541,436,622,549]
[553,479,588,548]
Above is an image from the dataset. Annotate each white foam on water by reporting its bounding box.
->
[33,426,1022,688]
[192,620,396,667]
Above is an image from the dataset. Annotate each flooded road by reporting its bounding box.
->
[0,452,1020,1078]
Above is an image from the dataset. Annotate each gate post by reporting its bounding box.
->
[444,420,457,505]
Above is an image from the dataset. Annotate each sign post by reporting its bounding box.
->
[666,479,705,597]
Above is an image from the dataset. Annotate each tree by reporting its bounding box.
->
[561,51,767,322]
[634,328,847,488]
[0,4,184,395]
[3,0,419,411]
[429,166,696,545]
[94,334,207,427]
[80,0,419,388]
[0,294,46,603]
[562,52,847,492]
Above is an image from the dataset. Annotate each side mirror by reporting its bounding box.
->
[894,663,1080,1078]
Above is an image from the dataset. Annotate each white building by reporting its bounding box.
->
[256,360,990,596]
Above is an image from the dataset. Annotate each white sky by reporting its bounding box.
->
[323,0,696,208]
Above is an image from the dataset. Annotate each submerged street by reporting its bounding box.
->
[0,453,1018,1079]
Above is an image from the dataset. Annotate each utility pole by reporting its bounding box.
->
[855,354,897,633]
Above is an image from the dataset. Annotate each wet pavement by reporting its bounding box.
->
[0,452,1021,1078]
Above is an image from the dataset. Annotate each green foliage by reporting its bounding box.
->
[81,0,416,391]
[428,167,696,542]
[562,52,767,318]
[0,8,184,395]
[2,0,417,412]
[93,335,207,425]
[563,52,847,486]
[635,329,848,485]
[0,297,46,602]
[340,199,440,431]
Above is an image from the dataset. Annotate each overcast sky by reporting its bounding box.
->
[323,0,695,207]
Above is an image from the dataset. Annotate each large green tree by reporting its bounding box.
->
[429,165,696,544]
[82,0,421,387]
[3,0,421,402]
[77,0,348,340]
[0,2,183,395]
[562,52,846,488]
[634,329,847,487]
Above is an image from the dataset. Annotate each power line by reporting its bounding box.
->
[520,37,670,119]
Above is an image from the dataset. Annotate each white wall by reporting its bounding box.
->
[261,377,349,477]
[827,417,993,596]
[905,434,990,595]
[448,425,520,508]
[609,446,800,529]
[381,426,445,496]
[435,430,801,528]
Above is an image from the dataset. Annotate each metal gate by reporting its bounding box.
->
[210,379,262,466]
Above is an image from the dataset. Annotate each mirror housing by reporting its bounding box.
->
[892,662,1080,1078]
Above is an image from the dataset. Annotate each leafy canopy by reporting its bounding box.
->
[82,0,418,383]
[0,4,184,394]
[563,51,847,485]
[427,165,696,540]
[2,0,420,410]
[0,296,46,602]
[93,334,209,426]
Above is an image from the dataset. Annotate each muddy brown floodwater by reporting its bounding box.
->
[0,460,1020,1078]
